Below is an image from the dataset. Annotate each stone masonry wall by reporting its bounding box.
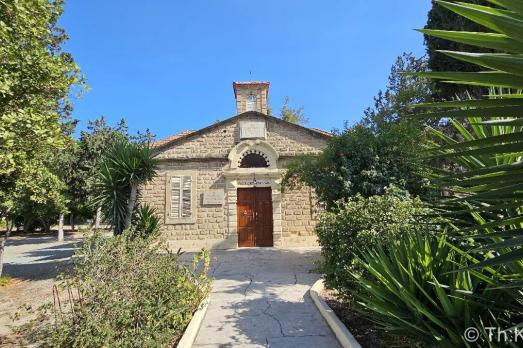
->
[235,85,268,114]
[281,185,318,239]
[141,113,329,248]
[141,160,228,241]
[157,114,326,160]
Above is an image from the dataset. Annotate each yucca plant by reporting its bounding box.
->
[410,1,523,278]
[130,203,161,239]
[426,95,523,276]
[94,140,159,234]
[352,231,518,347]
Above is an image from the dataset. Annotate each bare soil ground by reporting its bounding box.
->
[0,232,82,347]
[321,289,418,348]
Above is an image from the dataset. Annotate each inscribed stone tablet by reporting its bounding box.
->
[202,190,224,205]
[240,121,266,139]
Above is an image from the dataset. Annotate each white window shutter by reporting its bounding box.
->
[181,176,192,218]
[170,176,192,219]
[170,176,181,218]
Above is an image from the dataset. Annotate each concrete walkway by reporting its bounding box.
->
[193,248,340,348]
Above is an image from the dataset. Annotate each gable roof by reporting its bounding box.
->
[152,130,194,147]
[152,111,332,150]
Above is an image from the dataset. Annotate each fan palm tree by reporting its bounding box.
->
[95,140,159,234]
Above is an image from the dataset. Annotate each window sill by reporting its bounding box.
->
[165,217,196,225]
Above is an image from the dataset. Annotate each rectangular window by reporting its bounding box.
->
[246,94,256,111]
[170,176,192,218]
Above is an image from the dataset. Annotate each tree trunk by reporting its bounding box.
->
[123,184,138,232]
[95,207,101,230]
[41,219,49,234]
[0,221,13,277]
[23,216,30,233]
[69,213,75,232]
[58,214,64,241]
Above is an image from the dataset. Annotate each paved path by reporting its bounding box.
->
[193,248,340,348]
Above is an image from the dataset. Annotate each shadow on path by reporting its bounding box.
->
[2,235,81,281]
[191,248,340,348]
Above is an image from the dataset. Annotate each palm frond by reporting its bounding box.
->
[411,0,523,272]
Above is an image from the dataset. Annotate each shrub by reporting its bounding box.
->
[18,231,211,347]
[316,185,429,298]
[130,204,161,239]
[0,275,12,286]
[352,231,520,347]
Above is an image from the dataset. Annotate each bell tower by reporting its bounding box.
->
[233,81,270,115]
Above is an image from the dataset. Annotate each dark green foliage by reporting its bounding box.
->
[424,0,492,99]
[413,0,523,276]
[0,0,84,225]
[17,232,211,347]
[316,186,429,299]
[284,124,424,207]
[74,117,155,219]
[345,1,523,345]
[283,54,431,207]
[74,117,131,217]
[94,140,159,234]
[352,231,521,347]
[130,204,161,239]
[363,53,433,129]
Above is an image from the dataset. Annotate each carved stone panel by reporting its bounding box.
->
[239,121,266,139]
[202,190,224,205]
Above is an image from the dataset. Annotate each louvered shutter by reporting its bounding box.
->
[170,176,192,219]
[170,176,181,218]
[181,176,192,218]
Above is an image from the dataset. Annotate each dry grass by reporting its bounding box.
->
[0,275,13,287]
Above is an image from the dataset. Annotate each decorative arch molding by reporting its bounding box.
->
[224,140,283,247]
[228,140,279,169]
[238,150,270,168]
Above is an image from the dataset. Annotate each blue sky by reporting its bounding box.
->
[60,0,432,140]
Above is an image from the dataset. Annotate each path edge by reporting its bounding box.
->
[176,296,210,348]
[310,278,362,348]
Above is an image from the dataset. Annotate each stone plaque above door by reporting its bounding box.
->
[239,120,266,139]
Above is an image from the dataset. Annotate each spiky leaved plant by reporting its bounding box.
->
[94,140,158,234]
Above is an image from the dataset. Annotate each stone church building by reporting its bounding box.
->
[142,82,331,249]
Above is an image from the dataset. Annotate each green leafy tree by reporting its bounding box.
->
[0,0,84,275]
[279,96,308,125]
[73,117,155,227]
[363,53,433,130]
[283,54,432,208]
[75,117,130,219]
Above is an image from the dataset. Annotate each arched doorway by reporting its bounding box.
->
[225,140,282,247]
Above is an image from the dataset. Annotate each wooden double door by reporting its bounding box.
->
[237,188,273,247]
